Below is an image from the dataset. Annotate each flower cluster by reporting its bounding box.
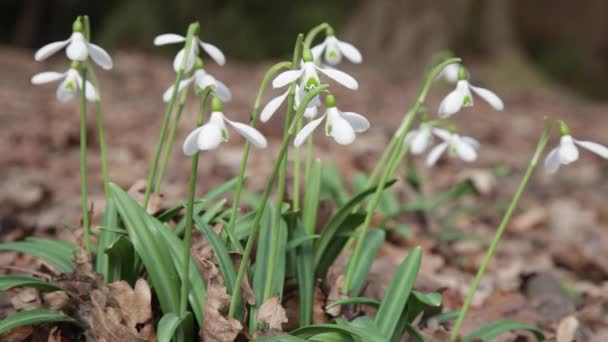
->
[31,18,112,102]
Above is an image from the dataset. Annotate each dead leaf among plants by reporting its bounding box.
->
[11,287,41,310]
[0,325,34,342]
[326,274,347,317]
[256,296,288,333]
[128,180,163,214]
[91,279,156,342]
[43,291,70,310]
[312,286,328,324]
[201,280,242,342]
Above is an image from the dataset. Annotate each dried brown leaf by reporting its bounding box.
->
[128,180,163,214]
[256,296,288,332]
[43,291,70,310]
[47,326,62,342]
[11,287,41,310]
[107,279,153,330]
[327,275,346,317]
[457,169,496,195]
[312,286,328,324]
[0,325,33,342]
[557,315,580,342]
[201,281,242,342]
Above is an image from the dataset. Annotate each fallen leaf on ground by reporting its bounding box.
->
[201,280,242,342]
[11,287,41,310]
[43,291,70,310]
[256,296,288,333]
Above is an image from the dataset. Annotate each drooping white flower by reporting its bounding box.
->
[259,84,321,123]
[262,49,358,122]
[426,128,480,166]
[31,68,97,102]
[154,33,225,72]
[311,35,362,66]
[437,63,461,83]
[544,135,608,173]
[293,95,369,147]
[182,98,267,155]
[162,68,231,102]
[34,32,113,70]
[437,66,503,118]
[403,123,433,155]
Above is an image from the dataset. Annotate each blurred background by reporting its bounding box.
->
[2,0,608,100]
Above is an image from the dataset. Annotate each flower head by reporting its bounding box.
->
[425,128,479,166]
[154,33,226,72]
[182,97,267,155]
[403,123,433,155]
[31,67,97,102]
[163,67,231,103]
[437,63,461,83]
[544,122,608,173]
[293,94,369,147]
[438,66,503,118]
[261,48,358,122]
[34,20,112,70]
[311,31,362,66]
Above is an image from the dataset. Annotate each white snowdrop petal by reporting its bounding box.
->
[432,128,452,141]
[196,123,224,150]
[162,78,193,102]
[272,70,304,88]
[84,80,98,102]
[316,66,358,90]
[172,48,197,73]
[86,43,113,70]
[574,140,608,159]
[438,88,466,117]
[340,112,370,132]
[294,114,326,147]
[31,72,66,84]
[200,41,226,66]
[34,40,70,61]
[462,136,480,149]
[438,63,459,83]
[224,119,267,148]
[426,143,448,166]
[455,138,478,162]
[66,35,88,61]
[558,135,579,164]
[213,79,232,102]
[182,127,203,156]
[260,90,289,122]
[470,85,504,111]
[544,147,561,173]
[56,79,76,102]
[337,40,362,64]
[154,33,186,46]
[327,110,356,145]
[311,43,326,60]
[411,127,431,154]
[402,131,416,148]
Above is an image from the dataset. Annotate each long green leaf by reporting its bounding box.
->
[104,236,136,285]
[314,213,365,279]
[351,174,399,218]
[347,229,385,296]
[0,309,80,335]
[193,217,236,293]
[462,319,545,342]
[375,246,422,339]
[325,296,380,309]
[291,323,386,342]
[254,335,309,341]
[390,291,441,341]
[95,200,120,281]
[0,275,62,292]
[109,184,181,317]
[157,312,193,342]
[0,240,74,273]
[320,161,350,207]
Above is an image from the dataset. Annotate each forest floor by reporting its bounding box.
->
[1,47,608,341]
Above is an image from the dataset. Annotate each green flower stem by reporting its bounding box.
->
[143,22,199,209]
[263,34,304,304]
[304,135,314,208]
[304,22,331,48]
[342,57,461,293]
[293,119,303,211]
[450,119,552,341]
[228,85,329,319]
[94,100,111,196]
[224,61,292,253]
[79,64,91,253]
[154,86,191,194]
[179,88,212,317]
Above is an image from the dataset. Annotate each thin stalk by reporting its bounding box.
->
[450,119,552,341]
[262,33,303,304]
[228,85,328,319]
[304,135,314,202]
[224,61,292,253]
[293,119,303,211]
[155,87,191,193]
[143,23,199,209]
[342,57,461,293]
[179,89,212,317]
[304,22,331,48]
[79,64,91,253]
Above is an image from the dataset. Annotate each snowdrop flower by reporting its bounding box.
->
[162,62,231,102]
[311,28,362,65]
[31,66,97,102]
[262,49,358,122]
[426,128,480,166]
[34,19,112,70]
[438,66,503,118]
[154,32,225,73]
[182,97,267,155]
[437,63,461,83]
[544,122,608,173]
[403,123,433,155]
[293,94,369,147]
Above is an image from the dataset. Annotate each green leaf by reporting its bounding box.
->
[104,236,136,285]
[314,213,365,279]
[325,296,381,309]
[351,174,399,218]
[314,179,396,271]
[0,240,74,273]
[97,226,128,235]
[294,221,314,327]
[307,332,353,342]
[291,323,386,342]
[254,335,309,341]
[95,200,120,281]
[348,316,385,342]
[462,319,545,342]
[157,312,193,342]
[390,291,441,341]
[109,183,181,318]
[193,217,236,293]
[320,161,350,207]
[286,234,320,250]
[302,159,322,235]
[0,275,62,292]
[0,309,80,335]
[347,229,385,296]
[375,246,422,339]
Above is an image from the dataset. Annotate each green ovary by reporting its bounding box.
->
[463,96,472,106]
[65,81,75,91]
[221,129,228,141]
[305,77,319,90]
[326,124,333,135]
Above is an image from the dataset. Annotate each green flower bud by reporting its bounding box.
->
[559,120,570,136]
[325,94,336,108]
[211,96,223,112]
